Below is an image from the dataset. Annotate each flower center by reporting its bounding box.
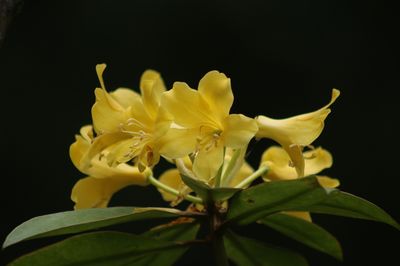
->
[196,125,222,152]
[118,119,153,162]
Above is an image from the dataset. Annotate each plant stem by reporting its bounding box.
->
[147,175,203,204]
[212,233,229,266]
[234,165,269,189]
[208,203,229,266]
[175,158,196,179]
[220,148,242,187]
[214,164,224,188]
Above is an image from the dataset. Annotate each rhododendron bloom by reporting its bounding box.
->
[256,89,340,177]
[70,125,148,209]
[91,64,171,170]
[160,71,258,181]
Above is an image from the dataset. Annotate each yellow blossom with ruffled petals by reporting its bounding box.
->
[70,125,149,209]
[160,71,258,181]
[256,89,340,177]
[91,64,171,171]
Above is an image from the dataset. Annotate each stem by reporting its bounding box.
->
[147,175,203,204]
[214,148,226,188]
[221,148,242,187]
[212,234,228,266]
[214,164,224,188]
[175,158,196,179]
[234,165,269,189]
[208,203,229,266]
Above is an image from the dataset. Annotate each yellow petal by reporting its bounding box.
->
[105,138,142,167]
[222,114,258,148]
[261,146,298,181]
[256,89,340,176]
[70,125,93,171]
[79,132,131,171]
[153,106,173,140]
[95,64,126,112]
[80,125,94,142]
[198,71,233,122]
[140,70,166,119]
[285,144,305,177]
[158,169,185,202]
[256,89,340,146]
[161,82,217,128]
[303,148,333,176]
[71,169,146,209]
[317,175,340,188]
[96,64,107,90]
[70,135,91,172]
[92,88,128,134]
[71,177,110,209]
[283,211,312,222]
[126,98,154,132]
[110,88,141,109]
[87,153,147,184]
[159,128,198,159]
[261,146,334,181]
[71,127,144,176]
[193,145,224,181]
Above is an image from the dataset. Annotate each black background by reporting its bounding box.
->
[1,0,399,265]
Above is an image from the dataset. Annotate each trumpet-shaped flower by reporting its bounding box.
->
[160,71,258,181]
[256,89,340,177]
[91,64,171,170]
[260,145,339,221]
[70,125,148,209]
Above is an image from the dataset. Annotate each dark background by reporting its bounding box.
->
[1,0,399,265]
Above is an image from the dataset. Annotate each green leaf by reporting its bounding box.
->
[181,174,241,203]
[226,176,331,225]
[259,213,342,260]
[140,222,200,265]
[143,221,199,240]
[224,230,308,266]
[300,191,400,230]
[3,207,196,249]
[9,231,195,266]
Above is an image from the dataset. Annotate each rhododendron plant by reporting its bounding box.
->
[4,65,399,266]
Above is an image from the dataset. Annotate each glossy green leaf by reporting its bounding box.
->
[139,221,200,265]
[181,174,241,203]
[224,230,308,266]
[3,207,196,249]
[143,221,199,240]
[259,213,342,260]
[9,231,195,266]
[226,176,331,225]
[300,191,400,230]
[141,222,199,263]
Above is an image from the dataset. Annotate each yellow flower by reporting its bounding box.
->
[160,71,258,181]
[70,125,148,209]
[91,64,171,170]
[260,145,339,221]
[256,89,340,177]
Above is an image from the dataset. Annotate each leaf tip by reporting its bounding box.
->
[334,246,344,261]
[2,235,13,249]
[391,220,400,231]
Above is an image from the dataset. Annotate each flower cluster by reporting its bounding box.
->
[70,64,340,221]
